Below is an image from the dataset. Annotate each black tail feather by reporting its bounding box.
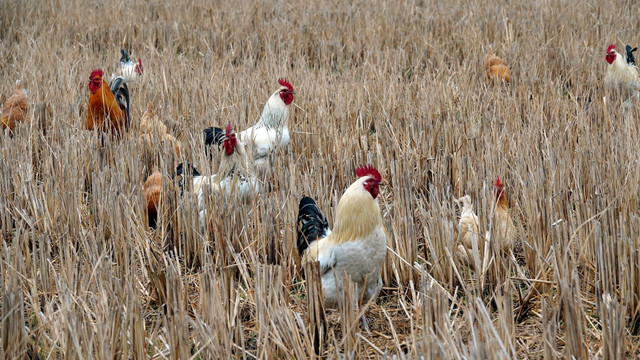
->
[120,49,131,64]
[204,126,225,159]
[175,162,201,195]
[176,162,201,178]
[297,196,330,256]
[108,76,130,129]
[626,45,638,66]
[148,211,158,229]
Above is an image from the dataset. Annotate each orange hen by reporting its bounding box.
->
[1,80,30,131]
[139,103,181,157]
[144,167,164,228]
[487,176,516,253]
[485,54,511,83]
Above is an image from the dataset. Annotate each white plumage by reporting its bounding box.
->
[237,79,294,171]
[455,195,488,270]
[191,123,260,228]
[604,45,639,94]
[110,49,143,85]
[297,166,386,309]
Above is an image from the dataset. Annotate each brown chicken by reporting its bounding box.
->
[487,176,516,253]
[1,80,30,131]
[144,167,165,228]
[485,54,511,83]
[86,69,130,136]
[139,103,181,157]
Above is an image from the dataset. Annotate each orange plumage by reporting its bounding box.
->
[139,103,181,157]
[485,54,511,83]
[144,167,164,228]
[1,80,29,131]
[487,176,516,253]
[86,69,128,136]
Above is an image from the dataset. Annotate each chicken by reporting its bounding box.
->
[1,80,30,132]
[486,176,516,253]
[144,167,166,228]
[86,69,130,136]
[175,162,201,197]
[485,54,511,83]
[455,195,488,270]
[203,78,295,170]
[186,123,259,227]
[604,44,640,94]
[139,103,181,157]
[110,49,143,84]
[297,165,387,311]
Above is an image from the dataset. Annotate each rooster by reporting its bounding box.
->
[188,123,259,227]
[203,78,295,169]
[86,69,130,136]
[144,166,165,228]
[297,165,387,318]
[175,162,201,198]
[0,80,29,132]
[486,176,516,253]
[604,44,640,94]
[139,103,181,157]
[455,195,488,270]
[110,49,143,84]
[485,54,511,83]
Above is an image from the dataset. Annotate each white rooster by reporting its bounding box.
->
[204,78,294,170]
[604,44,639,105]
[110,49,144,85]
[190,122,259,227]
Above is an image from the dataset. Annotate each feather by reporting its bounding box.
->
[297,196,332,255]
[1,80,29,131]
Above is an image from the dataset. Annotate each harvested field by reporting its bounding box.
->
[1,0,640,358]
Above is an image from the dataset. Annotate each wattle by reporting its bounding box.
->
[280,92,294,105]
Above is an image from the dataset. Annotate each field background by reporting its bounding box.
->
[1,0,640,358]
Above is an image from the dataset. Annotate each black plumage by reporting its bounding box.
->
[203,126,225,159]
[626,45,638,66]
[296,196,331,255]
[108,76,130,127]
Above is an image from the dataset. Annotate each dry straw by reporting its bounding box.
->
[1,0,640,358]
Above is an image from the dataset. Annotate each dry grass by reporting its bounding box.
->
[1,0,640,358]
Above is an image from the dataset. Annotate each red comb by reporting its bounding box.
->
[90,69,104,79]
[225,122,234,137]
[223,122,237,156]
[494,175,503,187]
[356,165,381,182]
[607,44,616,53]
[278,78,293,91]
[136,58,144,74]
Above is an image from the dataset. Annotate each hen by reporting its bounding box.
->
[144,167,166,228]
[485,54,511,83]
[486,176,516,253]
[139,103,181,157]
[1,80,30,132]
[455,195,488,270]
